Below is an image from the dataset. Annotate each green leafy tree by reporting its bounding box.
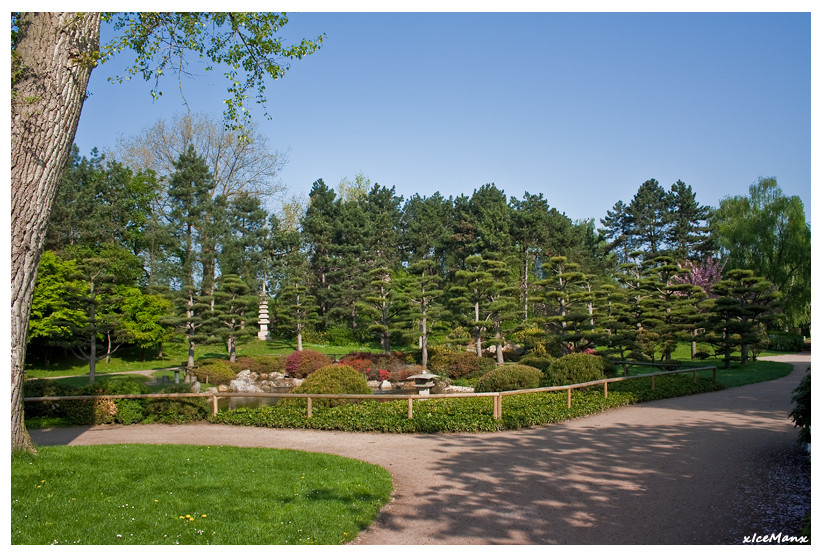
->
[11,12,322,451]
[118,287,175,361]
[711,178,810,330]
[61,245,144,383]
[27,252,86,364]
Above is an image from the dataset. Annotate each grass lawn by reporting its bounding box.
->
[24,339,390,379]
[11,444,392,545]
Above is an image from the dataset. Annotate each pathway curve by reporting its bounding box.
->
[29,353,811,545]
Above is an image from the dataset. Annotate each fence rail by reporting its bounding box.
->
[24,365,716,421]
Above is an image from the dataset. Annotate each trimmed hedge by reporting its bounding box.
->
[519,355,553,372]
[214,374,724,433]
[294,364,372,407]
[544,353,607,386]
[474,364,544,393]
[194,359,239,385]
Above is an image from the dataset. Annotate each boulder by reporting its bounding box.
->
[230,370,264,393]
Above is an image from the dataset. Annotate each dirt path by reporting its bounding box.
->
[29,353,811,545]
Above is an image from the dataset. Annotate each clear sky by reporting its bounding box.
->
[71,9,812,225]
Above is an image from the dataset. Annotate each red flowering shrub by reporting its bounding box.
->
[285,350,331,378]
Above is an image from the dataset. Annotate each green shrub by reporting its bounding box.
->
[294,364,372,407]
[195,359,239,385]
[789,368,810,445]
[234,355,287,374]
[768,332,805,352]
[519,354,553,372]
[544,353,607,386]
[285,350,331,378]
[474,364,544,393]
[444,352,496,379]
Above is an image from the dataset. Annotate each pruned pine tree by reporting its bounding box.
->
[406,259,445,369]
[536,256,594,354]
[205,274,258,363]
[357,266,406,354]
[277,278,319,352]
[451,255,494,357]
[705,269,781,368]
[481,255,519,364]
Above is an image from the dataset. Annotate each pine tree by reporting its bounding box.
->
[705,269,781,368]
[405,259,445,369]
[356,266,406,353]
[451,255,493,357]
[667,180,712,260]
[205,274,258,362]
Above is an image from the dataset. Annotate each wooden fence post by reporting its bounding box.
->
[212,395,218,416]
[567,388,572,408]
[408,397,413,419]
[693,371,698,383]
[307,397,312,418]
[604,381,608,399]
[651,375,655,391]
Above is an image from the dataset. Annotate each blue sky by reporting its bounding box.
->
[72,10,812,225]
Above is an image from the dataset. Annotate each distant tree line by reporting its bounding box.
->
[28,133,810,376]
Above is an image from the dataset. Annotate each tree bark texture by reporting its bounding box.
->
[11,12,101,452]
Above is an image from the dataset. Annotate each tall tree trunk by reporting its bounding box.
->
[11,12,101,452]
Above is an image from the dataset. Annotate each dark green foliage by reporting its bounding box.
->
[474,364,544,393]
[294,364,372,406]
[444,351,497,379]
[768,332,805,352]
[519,355,553,371]
[214,374,721,433]
[545,353,607,386]
[789,369,810,445]
[23,378,209,426]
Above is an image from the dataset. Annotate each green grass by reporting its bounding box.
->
[25,339,390,379]
[11,444,392,545]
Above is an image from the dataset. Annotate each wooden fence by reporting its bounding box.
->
[24,365,716,421]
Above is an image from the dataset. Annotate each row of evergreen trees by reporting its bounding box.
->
[30,143,789,373]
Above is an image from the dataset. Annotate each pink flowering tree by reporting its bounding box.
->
[675,257,728,358]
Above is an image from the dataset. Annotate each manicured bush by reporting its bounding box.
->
[294,364,372,407]
[195,359,239,385]
[474,364,544,393]
[768,332,805,352]
[544,353,607,386]
[234,355,288,374]
[789,368,810,445]
[519,354,553,372]
[285,350,331,378]
[444,352,496,379]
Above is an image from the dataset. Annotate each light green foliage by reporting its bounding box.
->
[28,252,85,344]
[294,364,373,406]
[100,13,324,131]
[711,178,810,328]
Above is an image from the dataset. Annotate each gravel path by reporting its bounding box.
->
[29,353,811,545]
